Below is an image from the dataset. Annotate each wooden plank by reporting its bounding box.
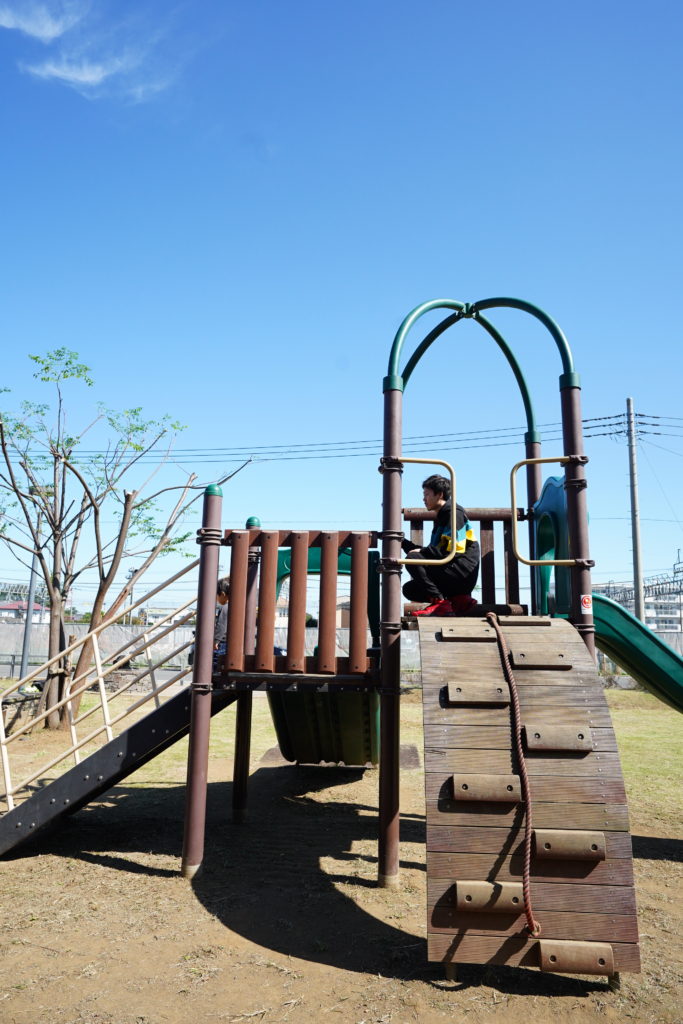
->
[426,852,635,886]
[425,773,627,806]
[423,724,618,752]
[480,520,495,603]
[425,797,630,832]
[424,748,623,777]
[426,825,633,859]
[428,879,637,915]
[427,908,638,943]
[427,933,640,971]
[422,704,614,727]
[503,520,520,605]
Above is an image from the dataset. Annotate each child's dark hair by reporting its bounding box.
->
[422,474,450,500]
[217,576,230,597]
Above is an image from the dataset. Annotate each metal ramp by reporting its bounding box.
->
[0,688,237,856]
[0,561,212,858]
[420,614,640,979]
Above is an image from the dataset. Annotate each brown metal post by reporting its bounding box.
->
[226,532,249,672]
[561,380,595,658]
[379,386,403,887]
[255,531,278,671]
[317,531,338,673]
[232,521,260,823]
[480,520,495,604]
[503,520,520,605]
[525,437,542,614]
[286,532,309,672]
[181,484,223,879]
[349,532,370,674]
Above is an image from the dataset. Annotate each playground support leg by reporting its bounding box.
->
[231,537,259,822]
[444,963,458,983]
[378,386,403,888]
[232,692,253,822]
[525,437,542,614]
[181,485,223,879]
[608,972,621,992]
[560,384,595,659]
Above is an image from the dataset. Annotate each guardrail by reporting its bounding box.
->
[0,561,199,812]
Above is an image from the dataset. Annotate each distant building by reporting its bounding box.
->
[142,606,192,626]
[594,579,683,633]
[0,601,47,624]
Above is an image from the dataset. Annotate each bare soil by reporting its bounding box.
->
[1,689,681,1024]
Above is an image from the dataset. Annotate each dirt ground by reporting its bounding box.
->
[1,689,681,1024]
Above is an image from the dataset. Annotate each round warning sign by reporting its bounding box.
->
[581,594,593,613]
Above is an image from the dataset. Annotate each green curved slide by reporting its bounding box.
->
[593,593,683,712]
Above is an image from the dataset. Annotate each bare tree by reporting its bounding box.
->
[0,349,249,727]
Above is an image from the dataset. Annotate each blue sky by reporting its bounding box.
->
[1,0,682,610]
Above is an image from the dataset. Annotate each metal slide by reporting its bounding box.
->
[593,594,683,712]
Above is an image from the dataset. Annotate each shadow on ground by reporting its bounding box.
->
[6,764,619,994]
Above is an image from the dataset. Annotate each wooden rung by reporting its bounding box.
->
[523,721,594,752]
[447,682,510,705]
[510,649,572,670]
[454,880,523,913]
[451,773,521,802]
[534,829,606,861]
[539,939,614,976]
[440,624,497,642]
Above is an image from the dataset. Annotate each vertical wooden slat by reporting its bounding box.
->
[286,531,309,672]
[503,520,520,604]
[317,531,338,674]
[255,531,279,672]
[226,531,249,672]
[480,520,495,604]
[410,523,424,547]
[349,532,370,673]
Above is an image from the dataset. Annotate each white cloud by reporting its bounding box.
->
[1,1,191,104]
[0,1,87,43]
[25,54,131,87]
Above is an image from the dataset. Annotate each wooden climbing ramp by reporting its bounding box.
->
[419,614,640,978]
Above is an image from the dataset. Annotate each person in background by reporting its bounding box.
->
[214,576,231,660]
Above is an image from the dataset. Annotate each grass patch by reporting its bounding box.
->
[606,689,683,829]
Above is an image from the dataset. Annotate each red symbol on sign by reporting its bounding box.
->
[581,594,593,611]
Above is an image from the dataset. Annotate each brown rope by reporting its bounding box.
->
[485,611,541,937]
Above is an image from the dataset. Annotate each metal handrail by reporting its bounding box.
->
[396,457,457,567]
[0,559,199,702]
[0,565,199,812]
[510,456,577,567]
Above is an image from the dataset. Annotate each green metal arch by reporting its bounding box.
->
[385,296,579,442]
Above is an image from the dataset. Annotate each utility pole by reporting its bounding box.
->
[627,397,645,621]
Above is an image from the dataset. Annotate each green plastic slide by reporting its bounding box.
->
[592,593,683,712]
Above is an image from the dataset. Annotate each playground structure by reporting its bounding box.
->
[2,295,683,987]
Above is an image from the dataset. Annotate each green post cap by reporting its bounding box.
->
[205,484,223,497]
[245,515,261,528]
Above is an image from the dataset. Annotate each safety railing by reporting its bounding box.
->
[220,529,379,677]
[0,561,199,812]
[402,506,528,606]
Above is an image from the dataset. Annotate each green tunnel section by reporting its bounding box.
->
[268,545,381,766]
[593,594,683,712]
[533,475,572,616]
